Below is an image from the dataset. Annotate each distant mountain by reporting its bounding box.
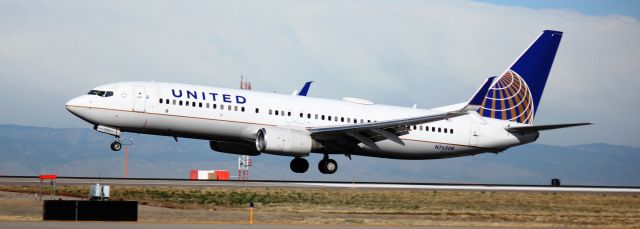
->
[0,124,639,186]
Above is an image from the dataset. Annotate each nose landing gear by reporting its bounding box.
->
[110,137,122,151]
[318,155,338,174]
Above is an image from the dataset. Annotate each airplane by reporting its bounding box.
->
[65,30,591,174]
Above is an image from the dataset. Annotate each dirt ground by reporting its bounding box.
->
[1,187,639,228]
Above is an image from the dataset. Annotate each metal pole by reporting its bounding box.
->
[124,145,128,178]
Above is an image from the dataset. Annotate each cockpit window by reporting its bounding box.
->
[88,90,114,97]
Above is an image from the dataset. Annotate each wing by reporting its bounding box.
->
[308,111,466,150]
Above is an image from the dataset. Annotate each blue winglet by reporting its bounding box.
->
[468,76,496,106]
[298,81,313,96]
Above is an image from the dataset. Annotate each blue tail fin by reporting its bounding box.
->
[476,30,563,124]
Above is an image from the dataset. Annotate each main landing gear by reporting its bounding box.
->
[110,137,122,151]
[289,155,338,174]
[290,157,309,173]
[318,155,337,174]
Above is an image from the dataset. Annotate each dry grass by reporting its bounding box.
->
[1,185,639,227]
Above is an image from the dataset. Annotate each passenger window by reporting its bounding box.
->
[165,99,169,104]
[367,120,371,123]
[281,111,285,116]
[321,115,325,120]
[234,106,238,111]
[347,118,351,123]
[192,102,196,107]
[328,116,332,121]
[159,98,163,104]
[307,114,311,119]
[255,108,259,113]
[444,128,448,133]
[341,117,345,122]
[438,127,441,133]
[360,119,364,123]
[315,114,318,119]
[172,100,176,105]
[213,104,217,109]
[275,110,279,115]
[287,111,291,117]
[199,102,203,108]
[206,103,210,108]
[179,100,183,106]
[420,126,423,131]
[335,116,338,122]
[432,127,435,132]
[354,119,357,124]
[450,129,454,134]
[241,107,245,112]
[228,106,232,111]
[221,104,224,110]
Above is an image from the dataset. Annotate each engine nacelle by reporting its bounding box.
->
[210,141,260,156]
[255,127,320,156]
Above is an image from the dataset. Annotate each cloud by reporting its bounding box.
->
[0,0,638,146]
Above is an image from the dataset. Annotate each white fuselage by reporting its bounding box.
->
[65,81,538,160]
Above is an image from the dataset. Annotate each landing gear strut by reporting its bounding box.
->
[318,155,338,174]
[290,157,309,173]
[110,137,122,151]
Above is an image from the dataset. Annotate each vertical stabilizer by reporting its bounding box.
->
[476,30,563,124]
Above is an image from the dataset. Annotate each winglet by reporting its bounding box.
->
[463,76,495,111]
[298,81,314,96]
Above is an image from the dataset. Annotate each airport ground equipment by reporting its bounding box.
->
[38,174,57,201]
[89,183,110,201]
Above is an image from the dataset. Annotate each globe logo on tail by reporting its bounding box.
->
[477,70,534,124]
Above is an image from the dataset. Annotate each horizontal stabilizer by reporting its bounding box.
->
[506,122,593,133]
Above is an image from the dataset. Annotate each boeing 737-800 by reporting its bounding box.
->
[65,30,591,174]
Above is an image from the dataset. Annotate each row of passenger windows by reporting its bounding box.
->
[159,98,246,112]
[411,124,454,134]
[267,109,372,124]
[158,98,454,135]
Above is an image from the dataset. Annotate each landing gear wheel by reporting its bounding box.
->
[110,141,122,151]
[318,158,338,174]
[290,157,309,173]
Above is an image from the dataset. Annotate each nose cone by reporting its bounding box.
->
[65,96,83,115]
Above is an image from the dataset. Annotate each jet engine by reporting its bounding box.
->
[255,127,321,156]
[210,140,260,156]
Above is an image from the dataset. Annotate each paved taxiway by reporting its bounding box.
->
[0,221,551,229]
[2,176,639,193]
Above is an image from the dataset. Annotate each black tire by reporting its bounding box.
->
[110,141,122,151]
[290,157,308,173]
[318,159,338,174]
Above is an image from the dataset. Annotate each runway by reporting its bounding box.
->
[2,176,639,193]
[0,221,527,229]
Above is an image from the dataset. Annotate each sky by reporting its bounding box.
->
[0,0,639,147]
